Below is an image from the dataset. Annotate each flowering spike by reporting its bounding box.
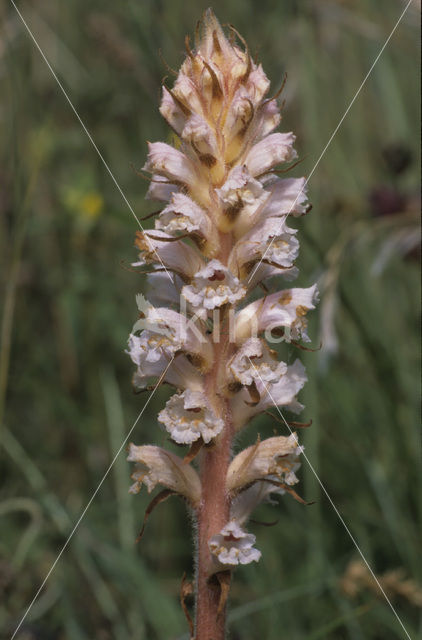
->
[126,10,318,638]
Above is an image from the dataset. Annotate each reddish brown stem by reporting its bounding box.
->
[195,412,232,639]
[195,233,234,639]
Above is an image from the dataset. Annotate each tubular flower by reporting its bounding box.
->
[209,520,261,566]
[226,434,303,494]
[230,479,288,525]
[158,389,224,444]
[229,217,299,280]
[128,305,212,370]
[234,284,319,343]
[227,337,287,388]
[127,444,201,506]
[127,10,318,633]
[181,259,247,317]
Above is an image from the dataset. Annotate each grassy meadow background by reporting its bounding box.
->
[1,0,421,638]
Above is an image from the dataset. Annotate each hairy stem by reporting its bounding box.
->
[196,409,233,639]
[195,234,234,639]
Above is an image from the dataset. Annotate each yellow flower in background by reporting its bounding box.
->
[80,192,103,220]
[62,186,104,223]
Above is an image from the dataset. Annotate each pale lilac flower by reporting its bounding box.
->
[128,305,212,374]
[230,479,287,525]
[143,142,199,189]
[131,352,202,392]
[245,132,297,177]
[234,176,309,237]
[158,389,224,444]
[227,337,287,388]
[156,192,218,254]
[209,520,261,566]
[234,284,319,343]
[145,174,178,202]
[134,229,204,280]
[230,217,299,278]
[145,272,183,307]
[260,176,309,218]
[216,165,268,231]
[226,433,303,493]
[128,443,201,506]
[182,259,247,317]
[231,359,308,428]
[181,114,220,160]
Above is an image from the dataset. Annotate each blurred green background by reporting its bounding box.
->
[1,0,420,638]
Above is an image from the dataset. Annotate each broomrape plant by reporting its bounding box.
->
[126,9,318,639]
